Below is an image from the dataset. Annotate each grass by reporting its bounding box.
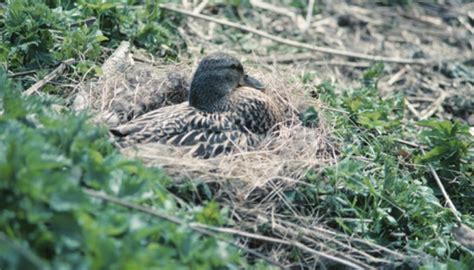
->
[1,0,473,269]
[308,67,474,265]
[0,71,258,269]
[1,0,181,88]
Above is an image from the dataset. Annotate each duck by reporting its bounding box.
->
[111,53,283,158]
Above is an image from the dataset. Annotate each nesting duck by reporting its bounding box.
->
[111,53,283,158]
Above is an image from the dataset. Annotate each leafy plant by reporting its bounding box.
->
[417,120,471,168]
[341,63,403,134]
[292,64,474,266]
[1,0,181,89]
[76,0,180,57]
[300,106,319,127]
[416,119,473,214]
[361,61,384,88]
[0,70,251,269]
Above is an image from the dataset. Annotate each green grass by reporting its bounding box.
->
[299,64,474,268]
[0,71,258,269]
[1,0,181,88]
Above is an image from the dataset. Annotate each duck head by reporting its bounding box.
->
[189,53,264,112]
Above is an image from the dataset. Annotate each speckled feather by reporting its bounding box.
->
[112,86,283,158]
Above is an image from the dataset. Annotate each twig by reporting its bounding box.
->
[319,105,350,114]
[258,53,371,67]
[198,225,365,269]
[458,16,474,34]
[70,17,97,27]
[23,59,75,96]
[394,140,462,224]
[159,4,430,65]
[401,13,444,28]
[248,209,408,260]
[132,55,155,65]
[8,69,38,78]
[193,0,208,14]
[84,188,365,269]
[177,27,195,50]
[395,138,421,149]
[419,91,448,120]
[313,225,407,259]
[250,0,298,19]
[311,16,333,28]
[419,150,462,225]
[387,67,407,86]
[250,0,306,31]
[271,222,384,267]
[83,188,284,268]
[295,236,374,269]
[404,98,422,120]
[304,0,316,32]
[406,96,436,102]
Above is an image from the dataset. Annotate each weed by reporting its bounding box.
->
[0,70,250,269]
[1,0,181,89]
[296,63,474,266]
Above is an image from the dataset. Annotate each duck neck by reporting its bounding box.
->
[189,79,233,113]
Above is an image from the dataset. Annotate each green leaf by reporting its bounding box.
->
[418,145,450,162]
[300,106,319,127]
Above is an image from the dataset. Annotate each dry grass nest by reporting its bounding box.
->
[74,45,408,267]
[121,65,335,193]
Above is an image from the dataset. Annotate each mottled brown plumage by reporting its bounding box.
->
[111,53,283,158]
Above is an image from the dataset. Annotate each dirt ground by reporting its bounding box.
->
[173,0,473,125]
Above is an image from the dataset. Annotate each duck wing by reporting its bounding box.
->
[110,102,260,158]
[229,87,283,134]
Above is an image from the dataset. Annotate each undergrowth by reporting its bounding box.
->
[299,64,474,268]
[0,71,259,269]
[1,0,182,89]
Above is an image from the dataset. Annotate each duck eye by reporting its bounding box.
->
[230,64,243,72]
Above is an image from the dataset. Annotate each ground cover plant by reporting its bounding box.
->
[306,67,473,267]
[0,71,258,269]
[1,0,473,269]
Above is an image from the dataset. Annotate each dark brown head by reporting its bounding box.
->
[189,53,264,112]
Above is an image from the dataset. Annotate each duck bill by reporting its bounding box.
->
[240,75,265,91]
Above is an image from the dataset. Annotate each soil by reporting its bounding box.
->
[174,0,473,124]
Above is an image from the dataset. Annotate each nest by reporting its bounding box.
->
[121,67,332,190]
[75,44,408,268]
